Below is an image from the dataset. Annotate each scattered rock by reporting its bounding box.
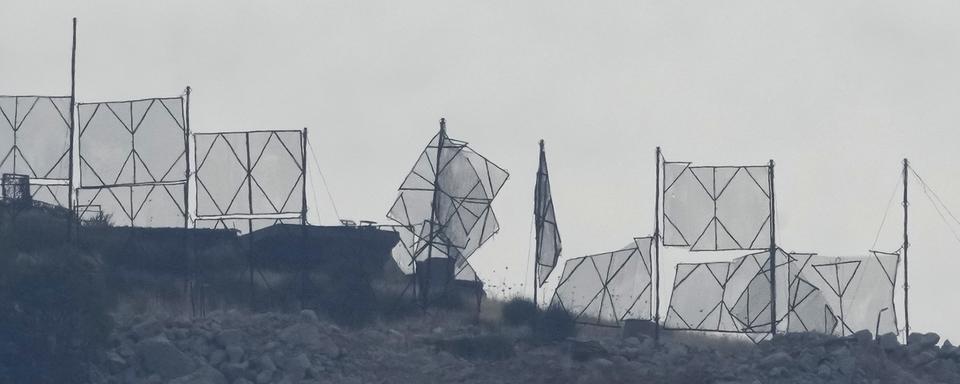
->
[219,362,249,382]
[168,365,227,384]
[104,351,127,373]
[255,369,274,384]
[276,323,339,357]
[300,309,319,324]
[817,364,832,377]
[226,345,244,363]
[257,355,277,372]
[592,358,614,368]
[760,351,792,368]
[216,329,245,349]
[879,333,900,352]
[571,340,608,362]
[921,333,941,348]
[136,335,196,379]
[912,351,938,367]
[131,319,165,341]
[208,349,227,366]
[853,330,873,345]
[282,353,311,380]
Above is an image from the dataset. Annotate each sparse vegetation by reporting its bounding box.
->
[0,247,113,384]
[532,305,578,342]
[501,297,538,327]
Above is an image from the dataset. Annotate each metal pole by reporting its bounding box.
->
[68,17,77,240]
[299,128,309,308]
[534,139,545,308]
[183,87,195,315]
[301,128,308,226]
[424,118,446,307]
[903,158,910,343]
[768,160,777,337]
[654,147,661,341]
[183,86,191,229]
[246,132,255,308]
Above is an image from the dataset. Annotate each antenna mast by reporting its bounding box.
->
[653,147,661,341]
[768,160,777,337]
[423,117,446,307]
[68,17,77,239]
[903,158,910,343]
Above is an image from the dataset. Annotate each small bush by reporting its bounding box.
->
[533,305,577,342]
[501,297,538,327]
[0,247,114,384]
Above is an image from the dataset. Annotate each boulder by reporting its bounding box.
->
[136,335,197,380]
[216,329,245,349]
[104,351,127,374]
[255,369,274,384]
[911,350,938,367]
[853,330,873,345]
[226,345,245,363]
[300,309,319,324]
[282,353,311,380]
[168,365,227,384]
[921,332,941,348]
[879,333,900,352]
[219,362,249,382]
[131,319,165,341]
[570,340,608,362]
[278,323,340,357]
[257,355,277,372]
[760,351,792,368]
[208,349,227,367]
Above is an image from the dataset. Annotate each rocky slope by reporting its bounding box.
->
[91,308,960,384]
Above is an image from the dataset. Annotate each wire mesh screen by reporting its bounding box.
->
[550,237,653,326]
[387,129,508,281]
[77,96,187,227]
[663,162,771,251]
[663,249,791,342]
[0,96,73,206]
[193,130,305,232]
[786,251,899,337]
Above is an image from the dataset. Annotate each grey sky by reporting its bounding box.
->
[3,1,960,341]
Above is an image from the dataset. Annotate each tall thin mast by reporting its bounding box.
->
[653,147,661,341]
[183,86,191,229]
[533,140,546,307]
[424,118,446,306]
[768,160,777,337]
[903,158,910,342]
[68,17,77,239]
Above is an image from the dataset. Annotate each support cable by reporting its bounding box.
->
[872,173,904,250]
[305,140,341,223]
[908,166,960,245]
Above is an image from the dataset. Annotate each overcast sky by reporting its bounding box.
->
[4,1,960,341]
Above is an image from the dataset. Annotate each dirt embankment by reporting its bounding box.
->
[92,309,960,384]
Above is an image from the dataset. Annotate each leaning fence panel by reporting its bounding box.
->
[550,237,653,327]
